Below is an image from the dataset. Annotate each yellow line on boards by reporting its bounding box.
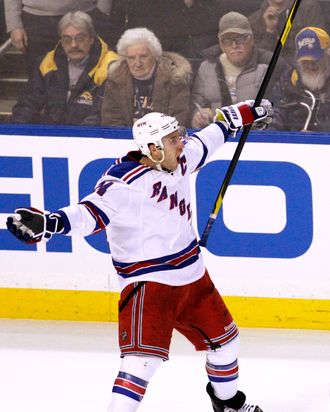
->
[0,288,329,330]
[223,296,330,330]
[0,288,119,322]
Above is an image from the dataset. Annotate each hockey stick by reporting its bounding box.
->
[199,0,302,247]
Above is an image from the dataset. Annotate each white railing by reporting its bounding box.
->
[0,38,12,58]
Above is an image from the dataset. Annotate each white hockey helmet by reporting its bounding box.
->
[132,112,179,156]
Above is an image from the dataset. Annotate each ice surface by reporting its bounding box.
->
[0,320,329,412]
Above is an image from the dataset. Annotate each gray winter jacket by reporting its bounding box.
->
[192,45,282,114]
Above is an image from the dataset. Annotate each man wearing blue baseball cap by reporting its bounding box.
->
[296,27,330,62]
[270,26,330,131]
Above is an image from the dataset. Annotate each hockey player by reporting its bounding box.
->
[6,99,273,412]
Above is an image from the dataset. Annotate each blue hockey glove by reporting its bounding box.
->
[214,99,274,136]
[6,207,64,244]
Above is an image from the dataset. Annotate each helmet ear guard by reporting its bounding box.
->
[132,112,179,156]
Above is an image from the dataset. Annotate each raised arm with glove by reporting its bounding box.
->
[214,99,274,136]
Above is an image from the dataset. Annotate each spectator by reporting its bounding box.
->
[10,11,118,126]
[271,26,330,132]
[101,27,192,128]
[4,0,112,75]
[107,0,223,60]
[248,0,326,65]
[191,11,287,129]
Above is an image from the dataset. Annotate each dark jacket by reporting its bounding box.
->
[101,51,192,127]
[248,0,326,64]
[11,37,118,125]
[271,67,330,132]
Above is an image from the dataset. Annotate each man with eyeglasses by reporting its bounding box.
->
[10,11,117,126]
[191,11,287,129]
[4,0,113,76]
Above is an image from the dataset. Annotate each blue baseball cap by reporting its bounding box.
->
[295,27,330,62]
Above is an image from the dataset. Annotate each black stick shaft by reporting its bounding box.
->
[199,0,302,247]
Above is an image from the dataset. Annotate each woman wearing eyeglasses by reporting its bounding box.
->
[101,27,192,128]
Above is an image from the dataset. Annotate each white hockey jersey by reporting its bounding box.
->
[59,122,229,290]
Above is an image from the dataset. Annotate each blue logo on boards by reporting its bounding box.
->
[0,156,34,251]
[196,160,313,258]
[0,156,113,253]
[0,157,313,258]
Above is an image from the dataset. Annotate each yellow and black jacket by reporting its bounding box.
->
[11,37,117,125]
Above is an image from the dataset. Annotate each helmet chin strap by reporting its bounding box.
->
[147,149,166,171]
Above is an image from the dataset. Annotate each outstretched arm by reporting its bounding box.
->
[6,179,131,244]
[6,201,108,244]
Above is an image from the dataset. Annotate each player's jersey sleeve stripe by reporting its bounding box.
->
[214,121,230,141]
[112,239,201,278]
[56,210,71,234]
[106,161,151,185]
[79,200,109,234]
[190,134,209,170]
[122,165,150,184]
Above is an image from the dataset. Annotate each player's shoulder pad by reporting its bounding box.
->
[104,160,152,185]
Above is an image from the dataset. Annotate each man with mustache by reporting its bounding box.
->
[10,11,117,126]
[4,0,112,75]
[271,27,330,132]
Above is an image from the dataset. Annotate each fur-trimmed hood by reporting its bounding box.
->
[107,51,192,85]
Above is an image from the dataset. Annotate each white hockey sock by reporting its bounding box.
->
[107,355,162,412]
[206,336,240,401]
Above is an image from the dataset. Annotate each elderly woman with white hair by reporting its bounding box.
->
[101,27,192,127]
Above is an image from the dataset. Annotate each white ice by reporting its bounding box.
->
[0,320,329,412]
